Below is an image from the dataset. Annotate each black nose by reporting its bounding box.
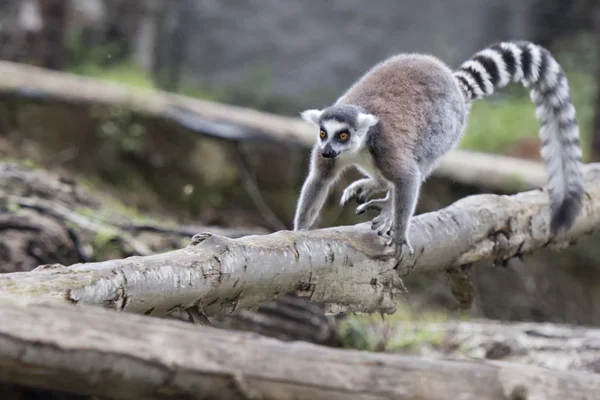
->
[321,149,336,158]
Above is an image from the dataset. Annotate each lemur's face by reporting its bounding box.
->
[316,119,356,158]
[300,106,378,159]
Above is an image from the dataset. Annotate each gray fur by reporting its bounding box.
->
[294,40,584,258]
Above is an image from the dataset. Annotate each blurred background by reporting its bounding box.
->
[1,0,600,348]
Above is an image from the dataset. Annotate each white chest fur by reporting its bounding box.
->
[337,148,382,180]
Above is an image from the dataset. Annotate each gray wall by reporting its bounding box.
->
[156,0,537,113]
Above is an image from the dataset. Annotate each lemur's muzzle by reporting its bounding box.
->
[321,144,338,158]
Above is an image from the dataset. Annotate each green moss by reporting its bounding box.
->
[5,202,21,213]
[91,229,120,261]
[21,158,40,169]
[74,198,150,226]
[386,325,444,352]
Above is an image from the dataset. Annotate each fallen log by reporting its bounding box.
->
[338,318,600,374]
[0,60,549,192]
[0,296,599,400]
[0,162,599,318]
[0,162,267,271]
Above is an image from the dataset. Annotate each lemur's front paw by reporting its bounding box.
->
[340,182,366,205]
[341,179,382,206]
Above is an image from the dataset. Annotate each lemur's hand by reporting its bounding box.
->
[341,178,386,206]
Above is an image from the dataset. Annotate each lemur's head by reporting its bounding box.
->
[300,104,379,159]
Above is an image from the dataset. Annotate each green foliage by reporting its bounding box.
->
[66,29,155,89]
[460,62,595,161]
[460,96,537,153]
[70,60,156,90]
[337,303,457,352]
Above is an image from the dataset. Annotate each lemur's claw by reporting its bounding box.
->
[407,242,414,256]
[389,236,414,259]
[356,202,370,215]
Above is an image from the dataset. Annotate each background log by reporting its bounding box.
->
[0,60,550,193]
[338,318,600,374]
[1,296,599,400]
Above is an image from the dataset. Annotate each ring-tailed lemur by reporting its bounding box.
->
[293,41,584,258]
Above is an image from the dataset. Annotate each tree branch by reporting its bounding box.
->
[0,296,599,400]
[0,162,598,317]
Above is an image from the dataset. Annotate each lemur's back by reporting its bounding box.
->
[337,53,468,175]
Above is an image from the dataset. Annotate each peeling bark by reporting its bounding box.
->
[0,296,599,400]
[1,164,599,318]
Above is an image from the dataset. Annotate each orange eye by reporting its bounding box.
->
[339,132,349,141]
[319,130,326,139]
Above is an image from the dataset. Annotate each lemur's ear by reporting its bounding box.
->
[300,109,323,126]
[356,113,379,131]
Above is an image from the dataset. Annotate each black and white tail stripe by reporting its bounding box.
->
[454,41,584,234]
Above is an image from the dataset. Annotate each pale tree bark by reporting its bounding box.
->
[0,295,599,400]
[1,164,599,318]
[0,60,550,192]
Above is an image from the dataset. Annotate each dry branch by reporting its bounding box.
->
[0,296,599,400]
[0,60,549,192]
[1,163,599,318]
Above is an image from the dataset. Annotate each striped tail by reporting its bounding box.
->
[453,41,584,234]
